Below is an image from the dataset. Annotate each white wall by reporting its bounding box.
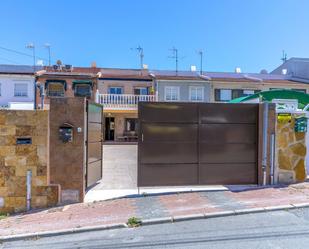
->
[0,74,35,107]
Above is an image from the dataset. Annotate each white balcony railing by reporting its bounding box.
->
[96,94,157,110]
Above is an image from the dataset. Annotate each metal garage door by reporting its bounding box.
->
[86,102,103,188]
[138,102,259,186]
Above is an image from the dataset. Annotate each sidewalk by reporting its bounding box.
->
[2,183,309,238]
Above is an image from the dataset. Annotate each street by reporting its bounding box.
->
[3,207,309,249]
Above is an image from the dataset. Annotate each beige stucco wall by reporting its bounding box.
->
[98,79,153,94]
[0,110,60,213]
[210,80,309,102]
[276,114,307,184]
[104,112,138,141]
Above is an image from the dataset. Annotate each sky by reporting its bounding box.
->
[1,0,309,73]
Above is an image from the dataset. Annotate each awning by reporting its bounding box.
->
[72,80,93,89]
[45,80,67,90]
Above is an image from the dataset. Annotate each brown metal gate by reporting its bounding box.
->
[86,101,103,188]
[138,102,259,186]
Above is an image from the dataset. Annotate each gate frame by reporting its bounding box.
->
[85,100,104,188]
[138,102,275,187]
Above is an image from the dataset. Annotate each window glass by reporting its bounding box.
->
[125,118,138,132]
[220,89,232,101]
[134,87,148,95]
[14,83,28,97]
[74,84,91,97]
[165,86,179,101]
[47,83,64,97]
[109,87,123,94]
[232,89,243,99]
[190,86,204,101]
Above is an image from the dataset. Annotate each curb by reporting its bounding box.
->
[0,223,126,242]
[2,202,309,242]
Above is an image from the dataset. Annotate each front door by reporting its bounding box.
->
[105,117,115,141]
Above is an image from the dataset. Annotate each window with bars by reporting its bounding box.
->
[74,84,92,97]
[47,83,65,97]
[14,83,28,97]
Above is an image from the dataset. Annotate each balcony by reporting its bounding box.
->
[96,94,157,110]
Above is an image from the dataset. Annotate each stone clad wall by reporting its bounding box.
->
[276,113,307,183]
[0,110,60,213]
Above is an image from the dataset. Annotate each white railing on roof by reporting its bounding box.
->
[97,94,157,110]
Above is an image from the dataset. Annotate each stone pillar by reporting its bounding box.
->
[276,113,307,183]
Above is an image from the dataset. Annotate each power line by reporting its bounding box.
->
[0,45,49,63]
[0,56,22,64]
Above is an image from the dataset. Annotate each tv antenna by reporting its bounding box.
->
[131,45,144,73]
[281,50,287,63]
[197,50,204,74]
[168,47,179,74]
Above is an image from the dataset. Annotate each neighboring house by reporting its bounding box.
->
[35,65,99,109]
[150,70,211,102]
[271,57,309,83]
[204,72,309,102]
[96,68,155,142]
[0,65,40,109]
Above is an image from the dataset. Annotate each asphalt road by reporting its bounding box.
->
[3,208,309,249]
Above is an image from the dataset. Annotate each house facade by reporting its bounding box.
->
[205,72,309,102]
[35,65,99,109]
[0,65,38,109]
[150,70,211,102]
[271,57,309,83]
[96,69,155,142]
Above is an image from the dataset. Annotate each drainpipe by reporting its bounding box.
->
[40,84,45,109]
[95,89,100,103]
[270,133,275,185]
[34,78,37,110]
[26,170,32,211]
[262,102,269,185]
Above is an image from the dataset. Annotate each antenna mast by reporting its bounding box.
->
[169,47,178,74]
[198,50,204,74]
[281,50,287,63]
[131,45,144,75]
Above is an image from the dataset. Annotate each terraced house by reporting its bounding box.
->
[205,71,309,102]
[0,65,41,109]
[96,69,155,142]
[35,64,100,109]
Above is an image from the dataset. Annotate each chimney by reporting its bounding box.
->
[191,65,197,72]
[235,67,242,73]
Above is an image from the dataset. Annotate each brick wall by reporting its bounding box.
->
[0,110,60,213]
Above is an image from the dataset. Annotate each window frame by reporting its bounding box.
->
[134,87,148,95]
[125,118,138,132]
[47,82,65,97]
[14,83,28,97]
[74,84,92,97]
[189,86,204,102]
[215,89,232,102]
[108,87,123,94]
[164,86,180,101]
